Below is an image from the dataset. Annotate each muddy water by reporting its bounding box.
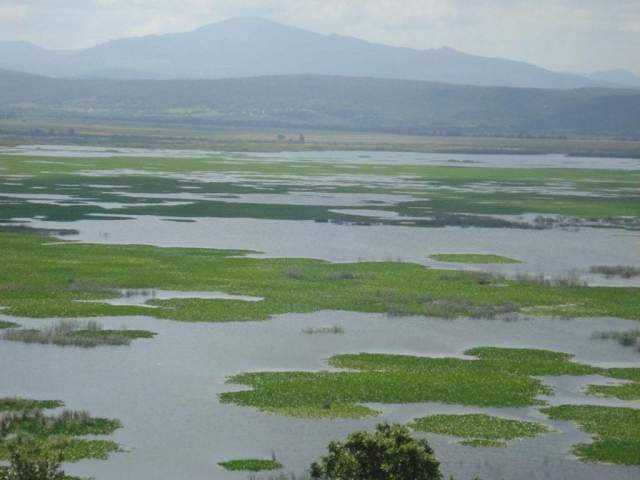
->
[1,312,638,480]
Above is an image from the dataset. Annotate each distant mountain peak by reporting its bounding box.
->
[0,17,623,89]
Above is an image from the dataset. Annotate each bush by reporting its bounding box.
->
[309,423,442,480]
[0,438,66,480]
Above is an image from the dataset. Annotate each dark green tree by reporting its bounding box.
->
[310,423,442,480]
[0,438,66,480]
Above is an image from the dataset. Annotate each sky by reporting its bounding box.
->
[1,0,639,75]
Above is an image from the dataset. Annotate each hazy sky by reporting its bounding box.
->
[1,0,639,75]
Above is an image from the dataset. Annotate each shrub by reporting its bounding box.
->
[309,423,442,480]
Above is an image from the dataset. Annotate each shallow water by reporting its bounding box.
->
[6,144,640,171]
[1,312,638,480]
[79,289,263,308]
[22,216,640,284]
[247,150,640,170]
[1,147,639,479]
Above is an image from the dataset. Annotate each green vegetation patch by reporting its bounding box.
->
[0,398,64,412]
[2,319,156,348]
[0,152,639,229]
[586,382,640,401]
[0,400,122,463]
[430,254,521,264]
[592,328,640,348]
[0,410,122,437]
[218,459,282,472]
[0,321,18,329]
[220,347,628,418]
[2,231,640,323]
[541,405,640,465]
[458,438,508,448]
[410,414,551,446]
[589,265,640,279]
[0,436,120,463]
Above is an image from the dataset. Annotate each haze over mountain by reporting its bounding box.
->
[1,68,638,138]
[587,69,640,89]
[0,17,631,90]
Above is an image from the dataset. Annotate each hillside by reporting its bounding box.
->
[0,17,617,89]
[1,69,638,138]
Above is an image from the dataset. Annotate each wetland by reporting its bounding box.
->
[1,146,639,480]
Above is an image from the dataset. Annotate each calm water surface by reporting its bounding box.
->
[1,312,639,480]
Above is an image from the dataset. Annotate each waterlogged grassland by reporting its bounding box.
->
[542,405,640,465]
[584,368,640,401]
[3,319,156,347]
[218,459,283,472]
[586,382,640,401]
[0,410,121,437]
[219,347,640,418]
[0,321,18,329]
[0,437,120,463]
[0,398,63,412]
[1,232,640,323]
[1,154,639,226]
[430,254,521,264]
[410,414,552,447]
[0,402,122,463]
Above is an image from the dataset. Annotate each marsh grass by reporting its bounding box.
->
[430,254,521,264]
[218,459,283,472]
[589,265,640,279]
[459,439,507,448]
[2,231,640,324]
[0,398,63,413]
[382,293,520,320]
[0,406,122,463]
[285,268,306,280]
[302,325,345,335]
[220,347,633,418]
[514,272,587,288]
[2,320,156,348]
[0,410,121,437]
[65,279,117,295]
[323,271,359,280]
[541,405,640,465]
[586,382,640,401]
[0,321,18,330]
[591,329,640,349]
[0,435,121,463]
[410,414,551,446]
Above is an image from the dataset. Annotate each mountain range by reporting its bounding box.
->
[1,68,638,137]
[1,17,639,90]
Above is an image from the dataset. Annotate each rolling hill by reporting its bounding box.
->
[1,69,638,137]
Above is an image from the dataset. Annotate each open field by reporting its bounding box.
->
[2,121,640,157]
